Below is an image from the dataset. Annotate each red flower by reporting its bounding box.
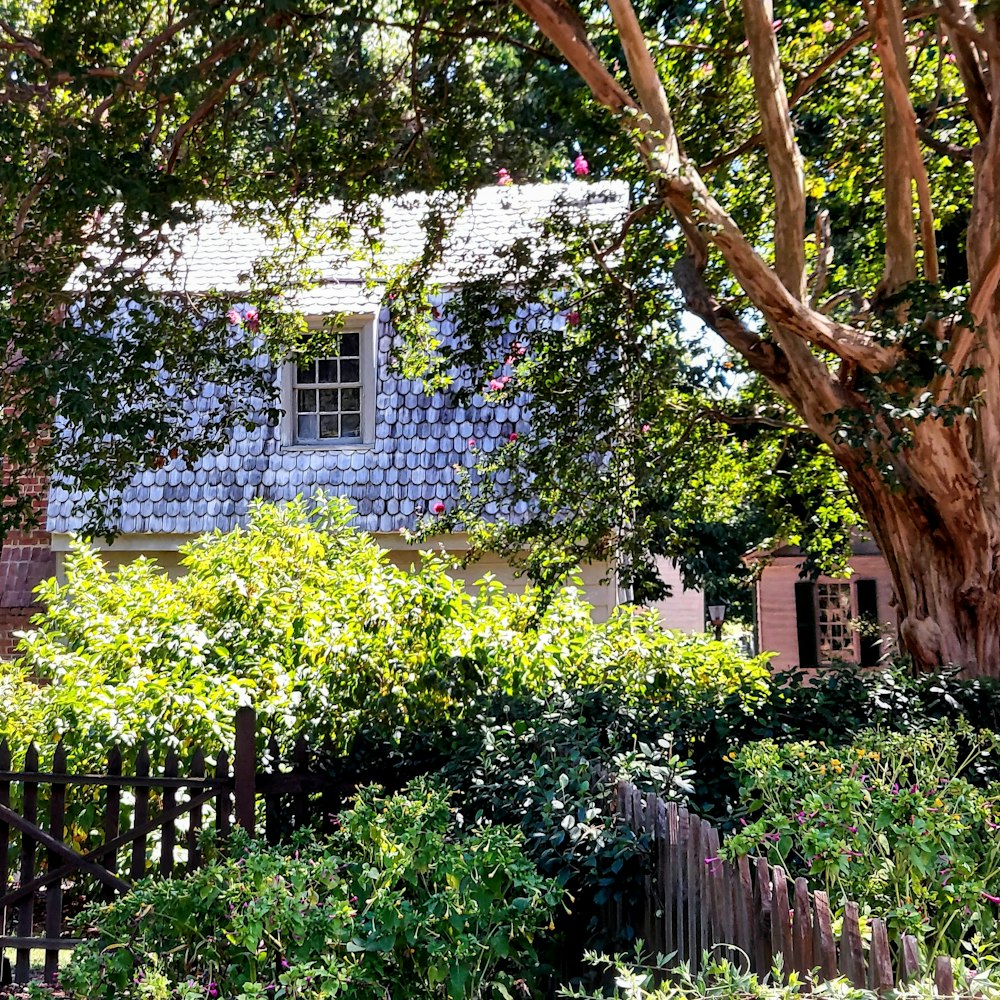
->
[566,310,581,327]
[508,432,518,442]
[433,502,445,514]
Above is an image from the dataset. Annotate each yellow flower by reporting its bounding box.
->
[934,798,944,808]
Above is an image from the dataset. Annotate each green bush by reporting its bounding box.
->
[722,725,1000,954]
[558,947,1000,1000]
[7,493,771,773]
[62,782,562,1000]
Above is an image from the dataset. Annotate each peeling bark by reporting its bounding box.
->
[514,0,1000,674]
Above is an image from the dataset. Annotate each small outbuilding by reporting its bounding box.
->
[749,537,898,671]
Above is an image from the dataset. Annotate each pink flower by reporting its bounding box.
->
[245,307,259,332]
[573,153,589,177]
[488,376,510,391]
[566,310,581,327]
[497,168,513,187]
[468,438,476,448]
[982,892,1000,904]
[822,19,834,32]
[226,307,242,326]
[771,18,782,31]
[432,502,445,514]
[508,432,518,442]
[641,423,651,433]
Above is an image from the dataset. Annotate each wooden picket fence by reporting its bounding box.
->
[609,778,961,995]
[0,707,341,985]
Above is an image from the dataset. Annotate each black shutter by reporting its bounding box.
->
[856,579,880,667]
[794,582,818,668]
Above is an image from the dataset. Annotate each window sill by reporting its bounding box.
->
[282,441,374,452]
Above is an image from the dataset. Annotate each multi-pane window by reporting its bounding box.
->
[293,332,362,443]
[816,582,855,662]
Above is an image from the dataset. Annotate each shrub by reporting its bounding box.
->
[722,725,1000,954]
[61,782,562,1000]
[558,948,1000,1000]
[7,493,772,773]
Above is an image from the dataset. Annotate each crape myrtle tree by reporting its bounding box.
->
[467,0,1000,674]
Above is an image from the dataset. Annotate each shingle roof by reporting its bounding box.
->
[48,182,629,537]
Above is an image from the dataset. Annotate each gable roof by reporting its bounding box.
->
[48,182,628,538]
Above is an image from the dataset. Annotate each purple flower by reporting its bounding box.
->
[281,959,290,970]
[207,984,218,998]
[983,892,1000,904]
[846,825,858,833]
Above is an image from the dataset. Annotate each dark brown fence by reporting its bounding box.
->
[609,777,961,995]
[0,707,336,985]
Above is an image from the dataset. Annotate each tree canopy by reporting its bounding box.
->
[7,0,1000,672]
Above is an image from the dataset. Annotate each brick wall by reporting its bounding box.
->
[0,471,54,658]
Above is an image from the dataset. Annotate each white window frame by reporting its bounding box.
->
[815,581,858,664]
[280,314,377,449]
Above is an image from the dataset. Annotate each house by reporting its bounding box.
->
[750,536,898,670]
[1,183,706,654]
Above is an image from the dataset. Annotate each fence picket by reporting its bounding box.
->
[674,805,688,963]
[265,736,283,845]
[215,750,231,840]
[838,901,865,988]
[735,854,754,964]
[753,856,773,975]
[103,747,122,901]
[704,825,730,951]
[868,918,893,991]
[160,750,178,877]
[644,792,658,950]
[792,877,813,981]
[770,866,792,974]
[234,707,256,833]
[292,737,310,831]
[899,934,921,984]
[811,890,837,981]
[666,802,680,960]
[15,744,38,983]
[43,743,67,984]
[654,797,668,957]
[686,810,702,972]
[130,746,151,880]
[697,819,710,959]
[186,749,205,872]
[935,955,955,998]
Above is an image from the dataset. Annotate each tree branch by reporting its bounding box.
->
[867,0,939,290]
[740,0,806,299]
[935,0,992,136]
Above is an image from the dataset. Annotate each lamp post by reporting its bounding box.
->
[707,603,727,642]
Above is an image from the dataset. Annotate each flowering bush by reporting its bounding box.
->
[722,725,1000,953]
[61,782,561,1000]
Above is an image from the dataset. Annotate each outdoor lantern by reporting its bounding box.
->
[707,603,727,641]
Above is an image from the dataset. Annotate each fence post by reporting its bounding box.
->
[234,707,257,834]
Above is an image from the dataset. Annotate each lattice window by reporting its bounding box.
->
[293,331,362,443]
[816,582,856,662]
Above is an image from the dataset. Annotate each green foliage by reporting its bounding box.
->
[61,782,562,1000]
[723,726,1000,954]
[7,494,771,773]
[558,947,1000,1000]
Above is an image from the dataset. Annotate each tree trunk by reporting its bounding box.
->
[846,457,1000,675]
